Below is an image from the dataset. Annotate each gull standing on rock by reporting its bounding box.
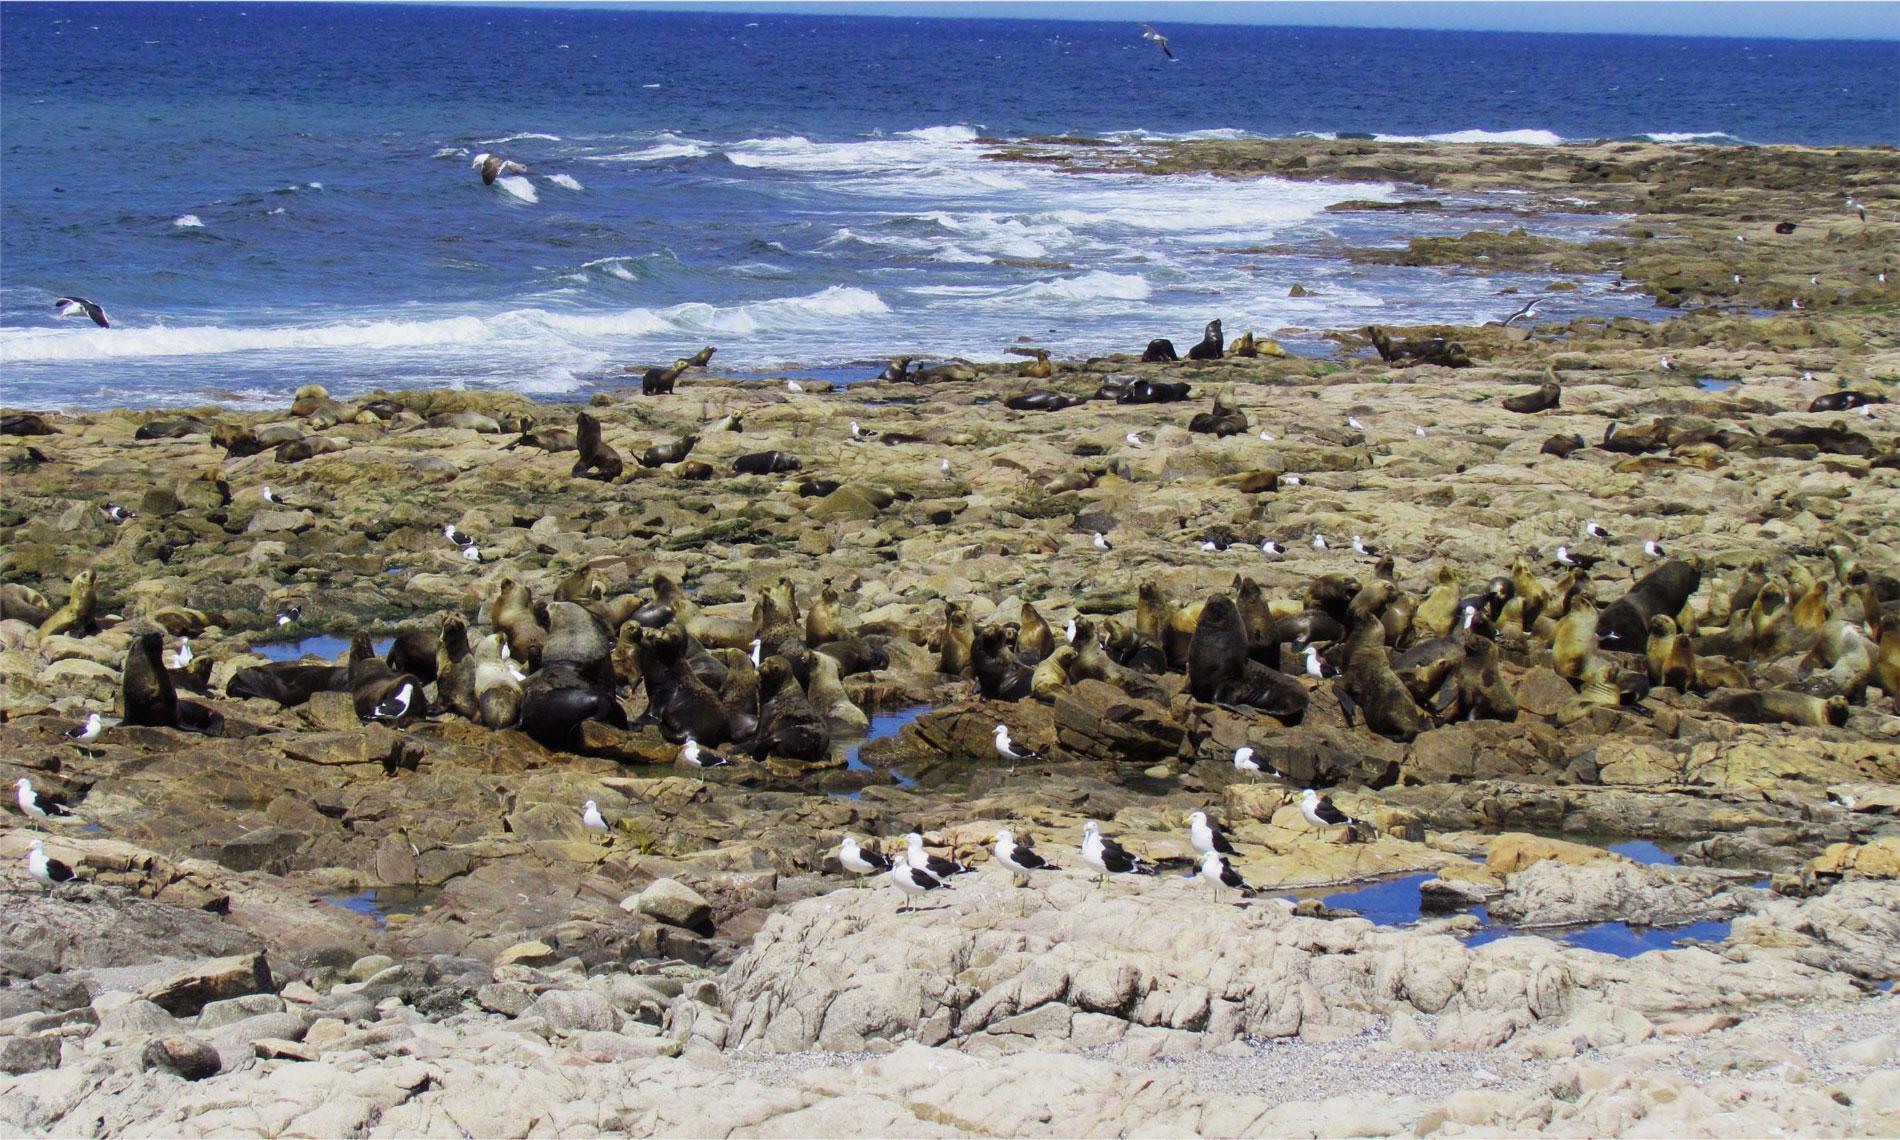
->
[14,778,80,828]
[1187,810,1235,857]
[1311,532,1328,551]
[889,859,949,913]
[1301,789,1366,839]
[581,800,609,837]
[1644,539,1667,559]
[1233,746,1263,779]
[1198,850,1250,898]
[839,835,892,881]
[103,503,135,523]
[993,829,1058,885]
[905,832,969,879]
[1260,540,1286,558]
[1584,520,1613,541]
[65,712,104,753]
[1093,532,1113,552]
[1351,535,1378,557]
[679,737,729,768]
[993,724,1040,766]
[1080,820,1152,882]
[26,841,76,889]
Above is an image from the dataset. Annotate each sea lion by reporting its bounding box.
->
[797,478,842,498]
[640,359,690,396]
[1503,377,1561,414]
[1189,595,1290,709]
[754,655,830,761]
[640,435,697,468]
[135,416,212,440]
[1799,618,1876,700]
[733,450,801,475]
[571,412,624,481]
[1117,379,1192,404]
[519,662,625,749]
[1433,631,1518,722]
[972,625,1035,700]
[1541,433,1587,458]
[1230,330,1258,357]
[631,625,729,745]
[385,628,440,685]
[489,577,548,667]
[1807,391,1887,413]
[505,426,577,453]
[1748,579,1796,658]
[814,638,889,676]
[1775,221,1798,234]
[876,356,912,382]
[1596,560,1701,653]
[472,635,523,729]
[1,583,53,628]
[437,616,479,719]
[1187,386,1248,437]
[1004,390,1086,412]
[38,569,97,637]
[543,601,615,688]
[275,436,346,464]
[1103,617,1169,676]
[652,574,755,649]
[1339,613,1428,742]
[424,411,502,432]
[1872,613,1900,710]
[1140,339,1178,363]
[671,460,716,480]
[806,583,847,646]
[1645,616,1696,690]
[1186,319,1224,361]
[1791,580,1832,635]
[938,601,974,677]
[226,662,348,707]
[1137,581,1203,670]
[1551,597,1600,682]
[125,631,222,734]
[1414,566,1462,639]
[1030,645,1079,702]
[807,650,868,735]
[1017,602,1055,663]
[1704,688,1849,727]
[349,633,423,723]
[0,413,56,436]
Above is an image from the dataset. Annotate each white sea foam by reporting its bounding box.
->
[1633,132,1747,144]
[1374,129,1566,146]
[546,173,584,191]
[993,271,1152,303]
[494,175,538,203]
[476,132,562,145]
[172,214,204,228]
[585,142,709,162]
[581,256,642,281]
[433,146,470,159]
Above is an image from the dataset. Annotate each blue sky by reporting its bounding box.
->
[556,2,1900,41]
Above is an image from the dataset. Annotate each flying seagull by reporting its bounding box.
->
[1501,296,1544,326]
[54,296,109,328]
[472,152,528,185]
[1139,23,1178,60]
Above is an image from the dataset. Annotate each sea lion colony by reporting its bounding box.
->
[2,138,1896,928]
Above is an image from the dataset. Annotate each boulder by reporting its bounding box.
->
[141,951,273,1017]
[634,879,713,932]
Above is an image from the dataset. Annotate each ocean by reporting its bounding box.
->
[2,3,1895,411]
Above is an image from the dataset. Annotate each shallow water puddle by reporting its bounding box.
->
[826,704,933,797]
[1697,377,1738,392]
[254,635,391,662]
[322,884,441,930]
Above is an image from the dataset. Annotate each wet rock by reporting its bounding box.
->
[140,1034,222,1081]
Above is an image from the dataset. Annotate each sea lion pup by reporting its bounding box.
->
[1102,617,1170,676]
[1596,560,1701,653]
[807,650,869,735]
[972,625,1035,700]
[639,358,691,396]
[1551,596,1600,682]
[640,434,697,468]
[1186,319,1224,361]
[1644,616,1696,690]
[1503,375,1561,415]
[1703,688,1850,728]
[1808,390,1887,413]
[1188,594,1308,719]
[385,628,441,685]
[651,574,755,650]
[753,655,831,761]
[543,601,616,688]
[1541,432,1587,459]
[630,625,729,744]
[874,356,913,382]
[1030,644,1080,702]
[732,450,800,475]
[938,601,975,677]
[348,632,422,723]
[1140,338,1179,363]
[571,412,623,481]
[472,635,524,729]
[489,577,548,667]
[1017,602,1055,663]
[1433,630,1518,722]
[715,648,762,743]
[438,616,481,719]
[1414,565,1462,639]
[1,583,53,628]
[1188,386,1249,437]
[38,569,98,637]
[806,582,847,646]
[1229,330,1259,358]
[1005,346,1054,379]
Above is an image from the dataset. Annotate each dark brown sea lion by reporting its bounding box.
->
[639,358,690,396]
[349,633,422,723]
[1004,390,1087,412]
[0,413,56,436]
[1541,433,1586,458]
[225,662,348,707]
[753,655,831,761]
[1140,338,1179,363]
[733,450,800,475]
[1433,632,1518,722]
[1807,391,1886,413]
[275,436,346,464]
[1596,560,1701,653]
[519,662,624,749]
[640,435,697,468]
[1187,595,1308,719]
[125,632,223,734]
[571,412,624,481]
[385,628,440,685]
[1118,379,1192,404]
[1186,319,1224,361]
[632,625,730,745]
[973,625,1034,700]
[1187,386,1248,437]
[1503,378,1561,414]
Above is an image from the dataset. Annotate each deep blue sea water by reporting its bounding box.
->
[3,4,1895,409]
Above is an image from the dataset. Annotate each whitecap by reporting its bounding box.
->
[1374,129,1565,146]
[172,214,204,228]
[583,142,708,163]
[494,175,538,203]
[545,173,584,191]
[476,132,562,145]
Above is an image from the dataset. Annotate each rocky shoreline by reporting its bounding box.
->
[2,139,1897,1136]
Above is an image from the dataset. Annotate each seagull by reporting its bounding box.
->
[993,724,1040,765]
[1553,545,1600,569]
[1283,475,1302,486]
[461,544,481,563]
[14,778,79,827]
[1300,788,1364,837]
[1643,539,1667,559]
[1233,746,1263,779]
[1791,298,1802,310]
[1802,371,1816,383]
[581,800,609,836]
[1414,425,1427,437]
[993,829,1058,884]
[940,458,954,476]
[1079,820,1151,881]
[26,841,76,889]
[1198,851,1250,898]
[850,420,867,440]
[54,296,110,328]
[1064,616,1077,644]
[1733,274,1743,285]
[369,681,415,721]
[1124,432,1144,447]
[1847,196,1866,221]
[65,712,103,749]
[1501,296,1544,326]
[1311,532,1328,551]
[103,503,135,523]
[749,638,763,666]
[1659,356,1673,372]
[1350,535,1377,557]
[1462,603,1480,631]
[1093,532,1113,552]
[1258,430,1276,441]
[1199,540,1219,553]
[905,832,969,879]
[170,638,193,669]
[1303,645,1330,679]
[679,736,729,768]
[261,485,291,507]
[1187,810,1236,857]
[444,523,473,547]
[1810,275,1819,286]
[786,379,804,393]
[1260,540,1286,558]
[1584,520,1613,541]
[1139,23,1177,60]
[472,152,528,185]
[1858,403,1877,419]
[888,859,950,913]
[276,605,301,626]
[1346,416,1367,432]
[839,835,893,879]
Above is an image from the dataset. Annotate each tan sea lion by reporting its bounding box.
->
[1414,565,1461,640]
[652,574,754,649]
[1017,601,1055,663]
[472,635,523,729]
[489,577,547,668]
[1645,615,1696,690]
[938,601,974,677]
[1030,645,1079,702]
[0,583,53,627]
[1551,597,1599,682]
[38,569,98,637]
[438,616,479,719]
[806,583,847,646]
[807,650,868,735]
